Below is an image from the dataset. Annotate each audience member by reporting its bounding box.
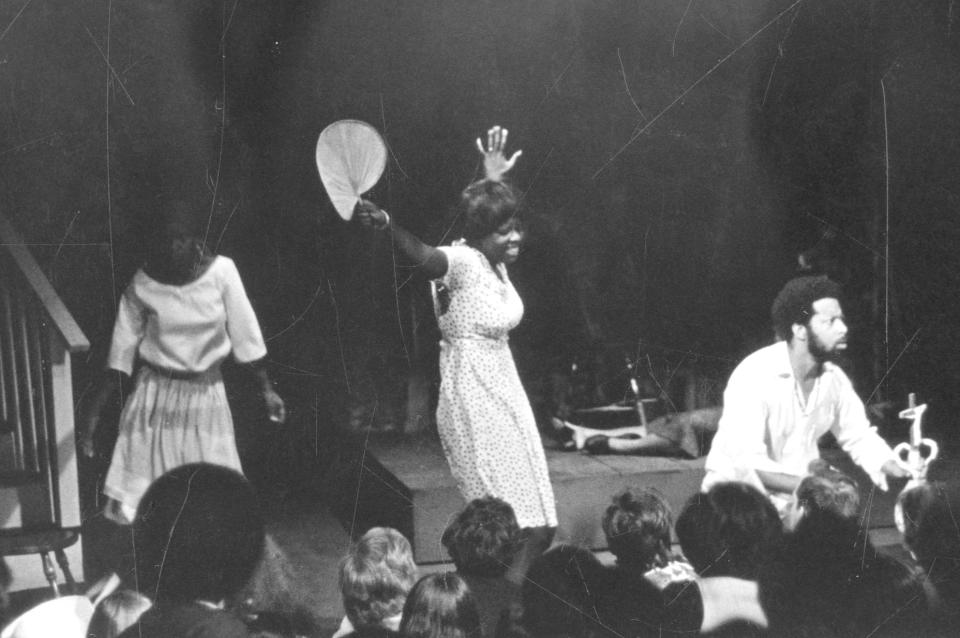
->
[675,482,781,580]
[399,572,481,638]
[899,480,960,631]
[602,487,695,587]
[782,460,860,531]
[598,488,688,637]
[442,498,522,638]
[335,527,419,638]
[497,544,610,638]
[118,463,266,638]
[664,482,781,636]
[760,469,927,637]
[87,589,152,638]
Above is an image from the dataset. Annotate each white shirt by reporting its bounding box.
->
[107,256,267,375]
[698,576,768,633]
[703,342,895,500]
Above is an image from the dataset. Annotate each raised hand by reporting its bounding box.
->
[476,125,522,182]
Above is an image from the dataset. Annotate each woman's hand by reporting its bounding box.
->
[79,429,96,458]
[264,388,286,424]
[476,125,522,182]
[354,199,390,230]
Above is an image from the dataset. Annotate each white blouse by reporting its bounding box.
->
[107,256,268,375]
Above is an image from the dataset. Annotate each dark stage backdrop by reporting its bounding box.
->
[2,0,959,491]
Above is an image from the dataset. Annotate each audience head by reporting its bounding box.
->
[771,275,843,341]
[442,497,521,578]
[676,482,782,579]
[602,487,672,572]
[460,180,520,243]
[762,483,927,637]
[518,544,608,638]
[342,628,401,638]
[133,463,265,605]
[340,527,419,631]
[784,462,860,531]
[899,481,960,570]
[399,572,481,638]
[86,589,152,638]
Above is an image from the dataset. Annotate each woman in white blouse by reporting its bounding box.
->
[79,202,285,524]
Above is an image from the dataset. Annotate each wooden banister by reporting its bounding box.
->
[0,213,89,354]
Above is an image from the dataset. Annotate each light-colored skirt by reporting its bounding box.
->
[103,364,243,520]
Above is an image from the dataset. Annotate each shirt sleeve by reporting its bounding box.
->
[829,369,896,489]
[105,280,146,376]
[707,363,790,480]
[219,257,268,364]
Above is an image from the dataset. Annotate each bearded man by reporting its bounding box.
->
[702,276,911,512]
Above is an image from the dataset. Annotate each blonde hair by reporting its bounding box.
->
[340,527,418,629]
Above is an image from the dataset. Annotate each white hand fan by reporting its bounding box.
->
[315,119,388,220]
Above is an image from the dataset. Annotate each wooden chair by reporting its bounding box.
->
[0,528,79,597]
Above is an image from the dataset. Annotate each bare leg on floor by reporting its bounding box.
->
[604,432,675,455]
[550,417,647,450]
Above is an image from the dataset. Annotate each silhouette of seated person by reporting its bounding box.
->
[118,463,266,638]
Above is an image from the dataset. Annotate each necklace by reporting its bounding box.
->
[794,375,820,415]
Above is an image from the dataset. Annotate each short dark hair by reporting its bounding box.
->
[899,482,960,571]
[675,482,782,579]
[521,545,607,638]
[133,463,265,604]
[770,275,843,341]
[460,180,519,242]
[441,497,521,577]
[602,488,672,571]
[399,572,481,638]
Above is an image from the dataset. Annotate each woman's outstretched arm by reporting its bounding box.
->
[355,200,449,280]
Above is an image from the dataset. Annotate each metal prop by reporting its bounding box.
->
[893,392,940,533]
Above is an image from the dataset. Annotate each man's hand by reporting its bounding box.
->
[881,458,913,479]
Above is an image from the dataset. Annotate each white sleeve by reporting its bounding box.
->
[830,372,895,489]
[437,245,471,290]
[105,281,145,376]
[220,258,268,364]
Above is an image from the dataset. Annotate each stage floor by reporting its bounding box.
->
[335,433,921,563]
[341,434,705,562]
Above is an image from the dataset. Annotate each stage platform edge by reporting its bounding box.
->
[333,435,900,564]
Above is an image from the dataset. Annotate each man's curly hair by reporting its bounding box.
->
[770,275,843,341]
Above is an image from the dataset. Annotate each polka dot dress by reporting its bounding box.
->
[434,243,557,529]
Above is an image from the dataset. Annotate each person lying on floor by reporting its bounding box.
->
[551,406,721,457]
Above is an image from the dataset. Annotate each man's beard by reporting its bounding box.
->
[808,331,842,365]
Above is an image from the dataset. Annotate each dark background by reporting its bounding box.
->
[2,0,959,496]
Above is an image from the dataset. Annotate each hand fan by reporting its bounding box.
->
[315,119,388,220]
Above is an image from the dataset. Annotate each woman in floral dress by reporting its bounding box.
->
[356,126,556,581]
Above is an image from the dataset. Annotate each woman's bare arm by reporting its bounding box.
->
[355,200,448,280]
